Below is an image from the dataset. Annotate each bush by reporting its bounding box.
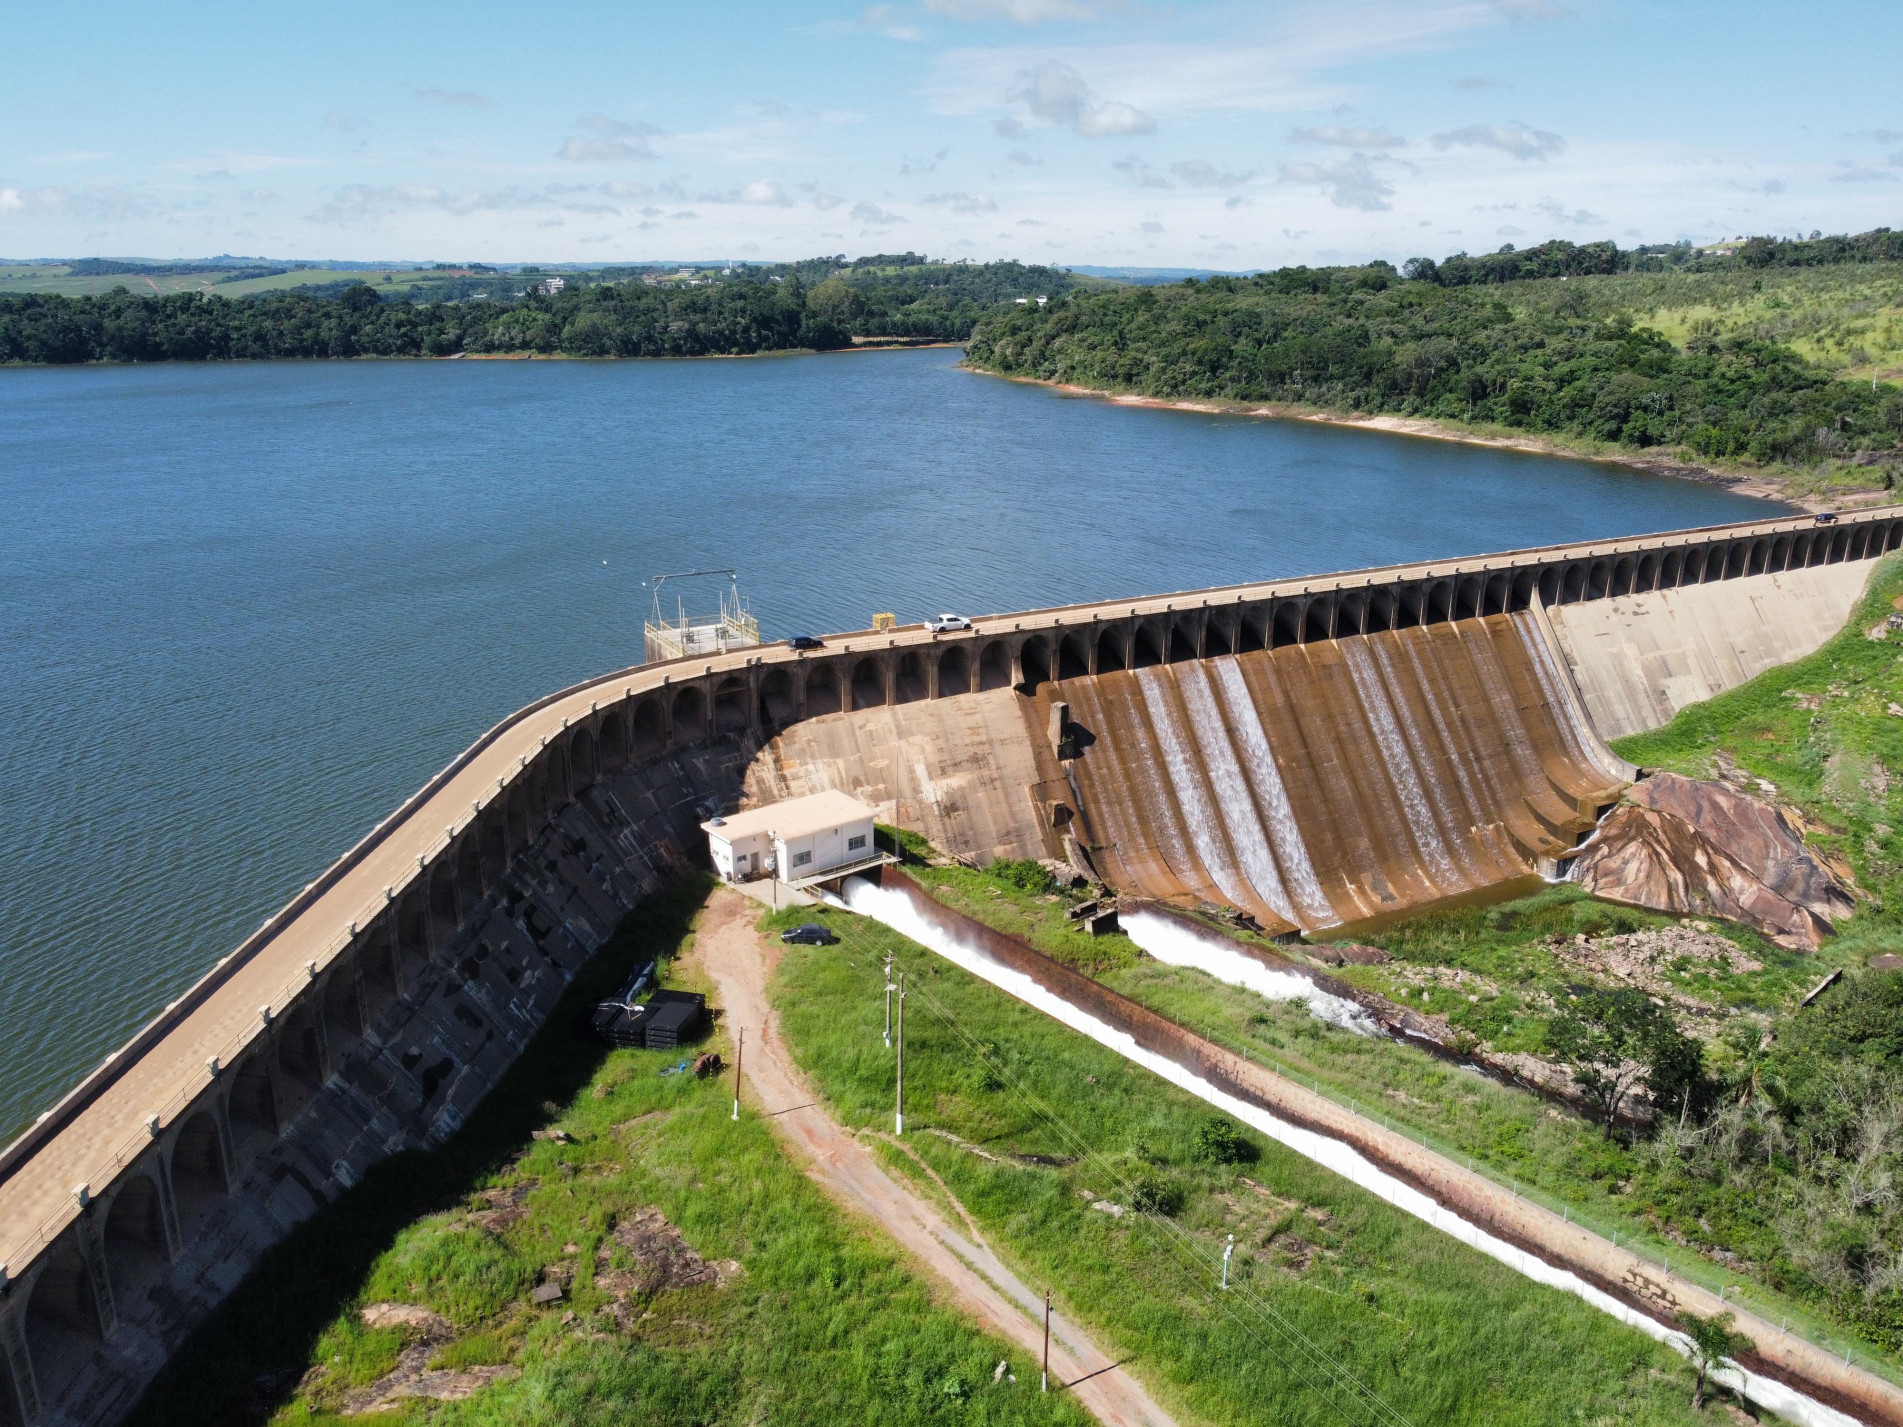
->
[1192,1115,1257,1165]
[1129,1173,1185,1216]
[989,858,1057,895]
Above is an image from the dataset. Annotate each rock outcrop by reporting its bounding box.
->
[1571,772,1854,950]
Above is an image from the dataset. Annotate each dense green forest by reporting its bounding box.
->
[0,254,1079,362]
[965,256,1903,488]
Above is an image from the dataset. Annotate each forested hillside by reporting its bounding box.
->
[965,254,1903,497]
[0,253,1079,362]
[0,277,841,363]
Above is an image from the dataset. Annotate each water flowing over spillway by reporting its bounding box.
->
[840,876,1861,1427]
[1051,612,1625,932]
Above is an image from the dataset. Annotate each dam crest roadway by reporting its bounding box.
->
[2,504,1900,1426]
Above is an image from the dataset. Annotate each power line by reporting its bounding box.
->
[832,940,1415,1427]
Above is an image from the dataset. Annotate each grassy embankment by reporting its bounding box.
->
[1613,553,1903,954]
[883,606,1903,1373]
[138,876,1089,1427]
[762,897,1732,1425]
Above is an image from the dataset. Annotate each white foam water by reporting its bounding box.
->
[841,876,1862,1427]
[1122,908,1376,1037]
[1209,659,1334,927]
[1135,667,1254,912]
[1341,641,1465,893]
[1171,661,1299,927]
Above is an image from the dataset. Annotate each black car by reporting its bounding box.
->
[787,635,824,651]
[781,923,838,945]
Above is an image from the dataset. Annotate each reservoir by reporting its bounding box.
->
[0,346,1777,1142]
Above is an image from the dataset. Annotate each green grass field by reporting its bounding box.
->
[1504,261,1903,387]
[0,265,450,299]
[885,829,1903,1374]
[763,898,1738,1425]
[138,877,1089,1427]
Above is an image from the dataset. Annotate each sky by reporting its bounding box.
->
[4,0,1901,270]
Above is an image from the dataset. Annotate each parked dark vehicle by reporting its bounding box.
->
[781,923,838,945]
[787,635,824,650]
[1815,512,1839,524]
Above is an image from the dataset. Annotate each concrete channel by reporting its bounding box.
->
[841,869,1903,1427]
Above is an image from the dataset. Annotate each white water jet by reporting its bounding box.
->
[1135,667,1255,912]
[1341,641,1465,892]
[1122,908,1377,1037]
[1172,662,1299,927]
[1210,659,1334,926]
[840,875,1860,1427]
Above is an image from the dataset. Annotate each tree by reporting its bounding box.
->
[806,278,864,323]
[1678,1309,1749,1410]
[1546,989,1705,1137]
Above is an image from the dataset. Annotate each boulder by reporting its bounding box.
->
[1571,772,1853,951]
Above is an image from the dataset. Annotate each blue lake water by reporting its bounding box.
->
[0,346,1779,1139]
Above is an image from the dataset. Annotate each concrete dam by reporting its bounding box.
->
[2,505,1896,1426]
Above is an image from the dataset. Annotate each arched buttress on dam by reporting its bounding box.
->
[4,505,1898,1427]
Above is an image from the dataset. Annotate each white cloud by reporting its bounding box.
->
[1496,223,1524,236]
[306,182,629,224]
[858,4,922,39]
[922,190,999,211]
[601,181,654,199]
[1112,153,1171,188]
[993,115,1026,137]
[1010,60,1155,137]
[559,115,660,163]
[415,87,495,108]
[27,149,110,164]
[1171,159,1254,188]
[1494,0,1569,17]
[1278,156,1394,210]
[1831,163,1895,184]
[740,179,793,205]
[1431,122,1565,160]
[0,185,156,221]
[1292,124,1404,149]
[1451,75,1509,90]
[1009,149,1041,165]
[852,200,906,224]
[1140,220,1164,232]
[928,0,1109,21]
[931,7,1501,122]
[240,187,276,202]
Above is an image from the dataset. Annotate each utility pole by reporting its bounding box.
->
[732,1028,743,1121]
[883,952,895,1049]
[1042,1290,1051,1392]
[894,973,906,1135]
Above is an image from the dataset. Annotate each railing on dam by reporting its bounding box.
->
[2,502,1900,1425]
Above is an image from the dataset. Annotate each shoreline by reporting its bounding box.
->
[976,368,1879,513]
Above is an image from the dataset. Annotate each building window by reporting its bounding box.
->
[792,850,813,868]
[847,834,867,852]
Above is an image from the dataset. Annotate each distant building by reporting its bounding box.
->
[537,277,566,295]
[701,789,889,888]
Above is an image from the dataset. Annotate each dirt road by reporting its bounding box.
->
[688,888,1178,1427]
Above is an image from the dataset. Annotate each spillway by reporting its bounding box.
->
[1044,611,1630,933]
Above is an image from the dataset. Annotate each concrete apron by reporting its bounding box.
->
[838,870,1900,1427]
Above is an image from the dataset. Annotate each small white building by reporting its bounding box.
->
[701,789,886,887]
